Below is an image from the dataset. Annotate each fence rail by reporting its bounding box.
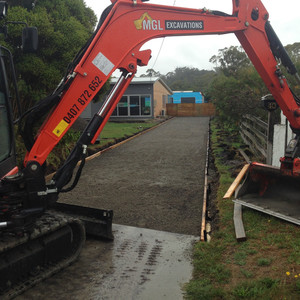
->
[166,103,215,117]
[240,114,269,161]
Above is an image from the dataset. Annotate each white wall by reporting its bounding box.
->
[272,112,294,167]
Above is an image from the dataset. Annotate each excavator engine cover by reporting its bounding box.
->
[235,163,300,225]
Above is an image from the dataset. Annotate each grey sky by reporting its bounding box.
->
[84,0,300,75]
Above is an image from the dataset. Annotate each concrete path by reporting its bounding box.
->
[19,225,198,300]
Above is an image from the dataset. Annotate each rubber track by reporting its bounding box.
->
[0,211,86,299]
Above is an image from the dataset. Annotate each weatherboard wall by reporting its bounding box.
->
[81,77,172,120]
[169,92,204,104]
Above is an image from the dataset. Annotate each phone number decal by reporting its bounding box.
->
[63,76,102,124]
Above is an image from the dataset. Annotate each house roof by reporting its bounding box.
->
[111,76,173,94]
[173,91,194,93]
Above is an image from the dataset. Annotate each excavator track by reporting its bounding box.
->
[0,211,86,299]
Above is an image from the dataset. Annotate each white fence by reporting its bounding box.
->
[240,114,268,162]
[240,113,293,166]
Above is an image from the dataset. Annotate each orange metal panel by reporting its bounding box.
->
[24,0,299,167]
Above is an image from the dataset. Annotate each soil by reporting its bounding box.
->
[206,149,221,233]
[59,117,210,236]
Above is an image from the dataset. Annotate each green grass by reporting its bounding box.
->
[234,251,247,266]
[257,258,272,266]
[185,279,223,300]
[90,120,159,149]
[240,268,254,279]
[185,117,300,299]
[232,278,279,299]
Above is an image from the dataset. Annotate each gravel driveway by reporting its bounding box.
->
[61,117,210,236]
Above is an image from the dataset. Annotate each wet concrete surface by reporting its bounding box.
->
[18,224,198,300]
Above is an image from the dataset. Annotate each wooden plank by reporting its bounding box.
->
[223,164,250,199]
[238,148,251,164]
[200,173,208,242]
[233,203,247,242]
[200,135,210,242]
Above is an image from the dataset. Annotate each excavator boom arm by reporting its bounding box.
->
[24,0,300,169]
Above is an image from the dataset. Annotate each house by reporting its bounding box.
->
[81,76,172,120]
[169,91,205,104]
[166,90,215,117]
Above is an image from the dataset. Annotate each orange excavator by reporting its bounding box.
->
[0,0,299,297]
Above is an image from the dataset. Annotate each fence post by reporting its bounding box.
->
[267,111,276,165]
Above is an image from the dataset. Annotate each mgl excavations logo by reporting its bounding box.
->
[134,12,204,31]
[134,12,163,30]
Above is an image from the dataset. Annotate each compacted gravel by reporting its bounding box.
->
[60,117,210,236]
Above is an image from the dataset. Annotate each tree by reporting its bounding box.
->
[161,67,216,96]
[208,46,268,126]
[283,42,300,95]
[209,46,250,77]
[285,42,300,63]
[140,68,161,77]
[3,1,97,111]
[209,68,268,125]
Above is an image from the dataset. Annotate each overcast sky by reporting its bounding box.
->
[84,0,300,76]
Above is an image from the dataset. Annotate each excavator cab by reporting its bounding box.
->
[0,4,38,179]
[0,55,15,179]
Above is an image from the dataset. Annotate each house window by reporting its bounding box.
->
[118,96,128,116]
[181,97,196,104]
[130,96,140,116]
[141,96,151,115]
[112,95,151,117]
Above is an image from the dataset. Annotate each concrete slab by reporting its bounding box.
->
[17,224,198,300]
